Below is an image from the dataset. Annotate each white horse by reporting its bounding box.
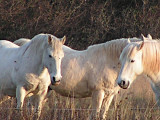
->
[14,38,30,46]
[14,36,146,119]
[0,33,65,117]
[117,35,160,106]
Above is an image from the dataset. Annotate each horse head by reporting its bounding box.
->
[117,34,147,89]
[43,34,66,85]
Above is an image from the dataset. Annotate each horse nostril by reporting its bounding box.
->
[53,77,56,82]
[51,76,61,86]
[120,80,129,89]
[122,80,125,86]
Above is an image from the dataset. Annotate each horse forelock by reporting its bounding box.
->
[120,43,135,61]
[50,38,63,53]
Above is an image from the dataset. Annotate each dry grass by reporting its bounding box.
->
[0,75,159,120]
[0,0,160,119]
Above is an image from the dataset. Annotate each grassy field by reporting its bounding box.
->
[0,75,160,120]
[0,0,159,119]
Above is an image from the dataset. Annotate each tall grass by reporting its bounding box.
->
[0,75,159,120]
[0,0,160,119]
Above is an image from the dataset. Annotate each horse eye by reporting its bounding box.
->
[131,60,135,63]
[49,55,52,58]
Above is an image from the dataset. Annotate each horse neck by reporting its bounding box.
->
[86,43,108,63]
[20,39,46,74]
[104,40,129,63]
[87,39,139,65]
[104,38,141,63]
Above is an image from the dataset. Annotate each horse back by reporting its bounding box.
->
[0,40,19,48]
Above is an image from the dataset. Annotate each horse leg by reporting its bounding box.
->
[100,94,115,119]
[27,95,35,115]
[27,93,34,107]
[150,83,160,107]
[90,90,105,119]
[16,86,26,110]
[33,88,48,119]
[149,81,160,106]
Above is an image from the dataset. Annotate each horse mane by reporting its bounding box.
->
[141,40,160,74]
[87,37,141,62]
[29,33,48,47]
[19,33,49,56]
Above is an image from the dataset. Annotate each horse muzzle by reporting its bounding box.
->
[118,80,130,89]
[51,77,61,86]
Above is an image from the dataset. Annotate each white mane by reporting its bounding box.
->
[141,41,160,74]
[87,37,141,62]
[18,34,51,57]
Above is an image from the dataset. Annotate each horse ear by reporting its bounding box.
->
[141,34,147,42]
[138,41,144,50]
[127,38,131,43]
[147,34,152,40]
[48,35,52,45]
[61,36,66,45]
[137,34,145,50]
[140,34,145,40]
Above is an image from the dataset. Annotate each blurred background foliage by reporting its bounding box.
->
[0,0,159,49]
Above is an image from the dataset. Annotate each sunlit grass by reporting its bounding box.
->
[0,75,159,120]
